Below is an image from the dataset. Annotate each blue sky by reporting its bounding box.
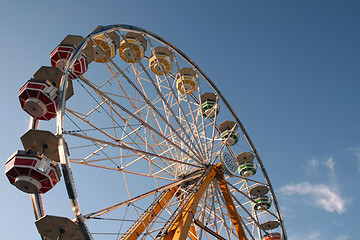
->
[1,1,359,239]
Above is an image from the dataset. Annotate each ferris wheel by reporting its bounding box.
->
[6,24,287,240]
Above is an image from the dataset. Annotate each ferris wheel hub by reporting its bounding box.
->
[14,175,41,194]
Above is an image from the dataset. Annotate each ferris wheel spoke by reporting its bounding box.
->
[212,185,233,239]
[134,67,205,161]
[65,131,202,170]
[177,87,208,158]
[194,89,211,161]
[230,193,269,239]
[92,92,180,170]
[98,41,204,162]
[170,53,207,155]
[77,76,203,165]
[197,184,221,240]
[96,80,201,165]
[68,79,148,153]
[70,160,174,180]
[84,177,193,220]
[66,107,153,168]
[120,186,182,239]
[145,38,207,160]
[66,108,120,142]
[204,95,221,162]
[64,111,125,172]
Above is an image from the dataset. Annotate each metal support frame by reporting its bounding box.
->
[119,163,250,240]
[161,165,220,240]
[28,117,47,240]
[216,171,248,240]
[121,186,179,240]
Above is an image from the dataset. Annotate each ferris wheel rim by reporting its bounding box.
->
[55,24,287,240]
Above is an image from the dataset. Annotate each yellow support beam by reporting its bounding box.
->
[216,171,248,240]
[162,164,221,240]
[122,186,178,240]
[189,225,198,240]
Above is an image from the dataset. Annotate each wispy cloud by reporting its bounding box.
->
[336,236,348,240]
[347,147,360,172]
[323,157,335,178]
[309,231,321,240]
[290,231,347,240]
[289,230,321,240]
[280,182,347,214]
[304,157,335,177]
[304,158,320,175]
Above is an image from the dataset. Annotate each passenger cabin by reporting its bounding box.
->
[176,68,199,94]
[262,233,282,240]
[219,121,240,146]
[236,152,257,177]
[91,27,119,63]
[6,150,61,194]
[50,35,89,80]
[200,92,219,118]
[19,66,73,121]
[250,185,272,210]
[149,46,173,75]
[119,32,147,63]
[260,221,281,239]
[6,129,61,194]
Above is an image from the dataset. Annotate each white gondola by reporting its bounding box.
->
[200,92,219,118]
[219,121,240,146]
[236,152,257,177]
[252,195,272,210]
[250,185,272,210]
